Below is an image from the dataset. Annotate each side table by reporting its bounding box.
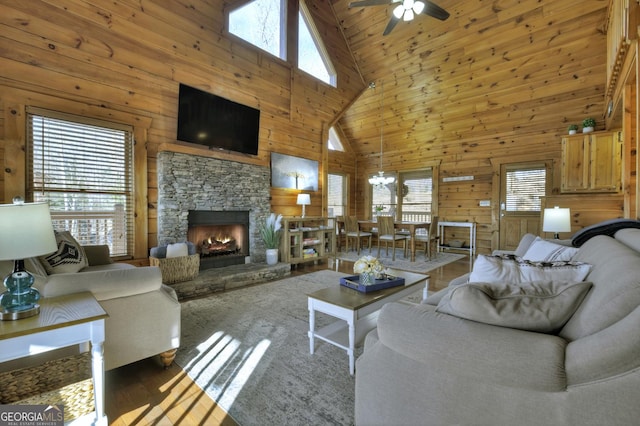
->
[0,292,109,425]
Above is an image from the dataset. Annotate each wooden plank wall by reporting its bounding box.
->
[0,0,363,256]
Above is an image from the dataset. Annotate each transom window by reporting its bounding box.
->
[228,0,336,86]
[26,107,135,258]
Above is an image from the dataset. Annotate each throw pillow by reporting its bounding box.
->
[38,230,88,274]
[436,280,593,333]
[469,254,592,284]
[522,237,578,262]
[166,242,189,258]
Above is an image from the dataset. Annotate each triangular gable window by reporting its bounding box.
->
[298,1,336,87]
[229,1,336,87]
[328,126,344,151]
[229,0,287,60]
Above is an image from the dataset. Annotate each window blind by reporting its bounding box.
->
[505,167,546,212]
[400,169,433,223]
[26,107,134,257]
[327,173,345,217]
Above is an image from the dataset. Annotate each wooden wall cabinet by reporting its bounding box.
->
[280,216,335,265]
[561,131,622,193]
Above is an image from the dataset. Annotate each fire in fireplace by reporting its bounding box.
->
[188,210,250,270]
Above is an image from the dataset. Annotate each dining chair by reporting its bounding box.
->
[345,216,372,255]
[335,216,346,252]
[414,216,439,260]
[376,216,409,261]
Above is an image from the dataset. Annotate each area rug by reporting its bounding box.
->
[175,269,428,426]
[336,249,466,274]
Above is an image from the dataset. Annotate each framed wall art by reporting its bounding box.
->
[270,152,318,191]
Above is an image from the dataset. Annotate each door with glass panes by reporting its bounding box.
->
[499,161,552,251]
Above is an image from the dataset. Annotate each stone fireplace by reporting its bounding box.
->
[156,151,271,266]
[188,210,249,269]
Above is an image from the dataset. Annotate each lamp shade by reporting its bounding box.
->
[0,202,58,260]
[543,207,571,233]
[296,194,311,206]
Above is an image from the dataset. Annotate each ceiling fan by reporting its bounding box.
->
[349,0,450,35]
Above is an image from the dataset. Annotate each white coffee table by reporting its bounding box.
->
[307,269,429,375]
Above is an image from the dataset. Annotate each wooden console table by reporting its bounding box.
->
[0,292,109,425]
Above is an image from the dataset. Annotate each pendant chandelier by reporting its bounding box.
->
[368,81,395,188]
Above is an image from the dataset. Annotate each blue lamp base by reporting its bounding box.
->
[0,260,41,321]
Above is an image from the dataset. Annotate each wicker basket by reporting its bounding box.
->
[150,253,200,284]
[0,352,94,421]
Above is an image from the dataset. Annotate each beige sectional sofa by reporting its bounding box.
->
[1,244,181,371]
[355,228,640,425]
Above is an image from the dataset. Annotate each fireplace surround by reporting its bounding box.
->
[188,210,249,269]
[156,151,271,265]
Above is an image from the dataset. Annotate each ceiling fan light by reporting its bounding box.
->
[393,5,404,19]
[403,9,414,21]
[413,1,425,14]
[404,0,415,8]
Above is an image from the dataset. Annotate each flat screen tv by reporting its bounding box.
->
[177,83,260,155]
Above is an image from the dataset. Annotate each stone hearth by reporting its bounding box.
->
[170,262,291,300]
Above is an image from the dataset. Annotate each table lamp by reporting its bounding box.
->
[543,206,571,239]
[0,199,58,320]
[297,194,310,218]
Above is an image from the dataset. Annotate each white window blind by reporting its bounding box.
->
[327,173,345,217]
[505,166,546,212]
[27,107,134,257]
[400,170,433,222]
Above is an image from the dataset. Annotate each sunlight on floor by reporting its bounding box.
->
[183,330,271,409]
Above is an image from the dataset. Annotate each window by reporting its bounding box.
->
[229,0,287,60]
[27,107,135,257]
[328,173,346,217]
[229,0,336,86]
[399,170,433,234]
[370,169,433,231]
[328,126,345,151]
[298,1,336,86]
[371,173,398,217]
[505,166,546,212]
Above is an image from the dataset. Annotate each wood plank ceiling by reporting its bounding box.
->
[330,0,609,160]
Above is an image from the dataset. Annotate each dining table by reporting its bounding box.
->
[337,218,430,262]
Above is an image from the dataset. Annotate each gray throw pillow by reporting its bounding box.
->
[436,280,593,333]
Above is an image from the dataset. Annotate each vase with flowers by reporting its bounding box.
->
[353,255,385,285]
[259,213,282,265]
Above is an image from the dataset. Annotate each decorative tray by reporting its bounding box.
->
[339,275,405,293]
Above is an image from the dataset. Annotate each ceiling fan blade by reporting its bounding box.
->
[422,0,450,20]
[349,0,397,8]
[383,15,401,36]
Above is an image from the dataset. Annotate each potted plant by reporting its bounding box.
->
[567,124,578,135]
[582,117,596,133]
[259,212,282,265]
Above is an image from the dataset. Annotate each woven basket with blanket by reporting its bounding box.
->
[150,242,200,284]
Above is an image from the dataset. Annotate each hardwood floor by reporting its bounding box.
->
[105,255,472,425]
